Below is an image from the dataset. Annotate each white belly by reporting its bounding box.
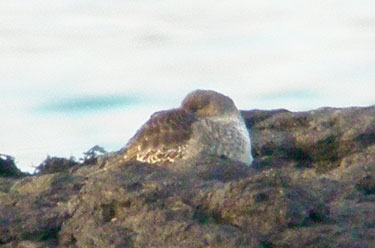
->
[189,116,253,166]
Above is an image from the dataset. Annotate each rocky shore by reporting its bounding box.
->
[1,106,375,247]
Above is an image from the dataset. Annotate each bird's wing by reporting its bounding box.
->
[122,108,197,165]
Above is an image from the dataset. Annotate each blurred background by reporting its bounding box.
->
[1,0,374,172]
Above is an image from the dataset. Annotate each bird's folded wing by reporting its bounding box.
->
[122,108,197,164]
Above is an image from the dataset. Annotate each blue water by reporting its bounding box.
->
[35,95,140,114]
[1,0,374,172]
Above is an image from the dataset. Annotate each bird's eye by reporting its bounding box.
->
[190,106,198,113]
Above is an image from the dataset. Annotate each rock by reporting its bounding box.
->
[58,162,260,247]
[1,106,375,247]
[243,106,375,172]
[0,172,85,247]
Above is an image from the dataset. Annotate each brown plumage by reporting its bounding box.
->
[121,89,253,166]
[122,108,196,165]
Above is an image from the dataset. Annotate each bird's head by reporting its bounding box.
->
[181,89,239,119]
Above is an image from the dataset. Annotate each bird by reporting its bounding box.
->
[120,89,253,167]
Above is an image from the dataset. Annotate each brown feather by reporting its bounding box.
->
[122,108,197,165]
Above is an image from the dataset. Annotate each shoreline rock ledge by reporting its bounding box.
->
[1,106,375,247]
